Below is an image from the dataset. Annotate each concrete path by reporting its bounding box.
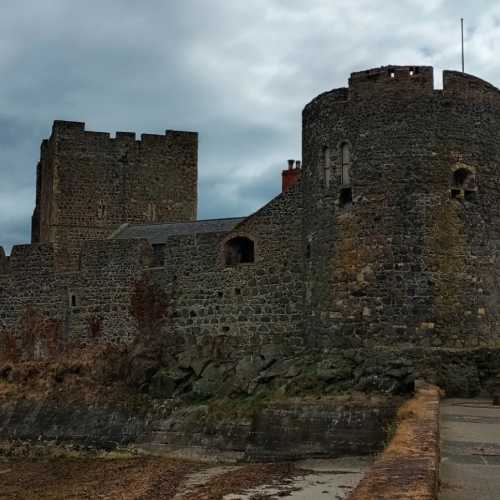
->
[223,457,370,500]
[440,398,500,500]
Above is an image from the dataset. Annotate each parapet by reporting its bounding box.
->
[305,65,500,112]
[443,70,500,101]
[349,65,434,99]
[50,120,198,149]
[8,243,55,276]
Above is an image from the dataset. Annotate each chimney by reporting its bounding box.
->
[282,158,301,193]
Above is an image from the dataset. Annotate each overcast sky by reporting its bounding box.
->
[1,0,499,253]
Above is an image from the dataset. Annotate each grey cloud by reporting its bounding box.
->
[2,0,500,253]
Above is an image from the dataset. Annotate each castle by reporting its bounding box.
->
[2,65,500,359]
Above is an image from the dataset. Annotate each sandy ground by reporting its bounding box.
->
[0,455,370,500]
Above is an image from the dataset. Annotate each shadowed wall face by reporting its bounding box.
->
[302,66,500,348]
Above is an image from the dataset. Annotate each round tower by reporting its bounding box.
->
[302,65,500,348]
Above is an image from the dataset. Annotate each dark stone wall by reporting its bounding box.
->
[302,66,500,348]
[0,240,154,350]
[0,397,397,461]
[0,188,304,354]
[158,187,305,357]
[31,121,198,248]
[4,65,500,362]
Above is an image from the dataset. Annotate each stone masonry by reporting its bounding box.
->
[2,65,500,360]
[31,120,197,247]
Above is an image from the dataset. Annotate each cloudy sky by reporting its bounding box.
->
[1,0,499,252]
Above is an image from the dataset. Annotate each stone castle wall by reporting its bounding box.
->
[0,240,153,354]
[32,121,198,247]
[159,188,305,356]
[3,65,500,360]
[0,188,305,357]
[302,66,500,349]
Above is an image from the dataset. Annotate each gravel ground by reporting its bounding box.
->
[0,457,298,500]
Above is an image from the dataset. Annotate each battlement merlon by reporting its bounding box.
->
[349,65,434,98]
[303,66,500,113]
[49,120,198,148]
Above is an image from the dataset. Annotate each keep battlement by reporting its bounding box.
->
[33,119,198,246]
[50,120,198,150]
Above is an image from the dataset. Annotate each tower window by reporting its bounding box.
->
[451,167,476,201]
[340,143,351,186]
[224,237,255,265]
[339,187,353,208]
[323,146,332,188]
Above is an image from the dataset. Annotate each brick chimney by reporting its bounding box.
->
[282,159,301,192]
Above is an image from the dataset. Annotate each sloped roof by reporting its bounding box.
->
[111,217,246,244]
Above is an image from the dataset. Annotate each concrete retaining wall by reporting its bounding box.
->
[348,383,440,500]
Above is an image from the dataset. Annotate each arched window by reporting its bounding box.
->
[451,167,476,201]
[224,237,255,265]
[340,142,351,185]
[323,146,332,188]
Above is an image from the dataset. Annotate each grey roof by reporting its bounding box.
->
[111,217,246,244]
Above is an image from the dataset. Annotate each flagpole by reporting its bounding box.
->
[461,18,465,73]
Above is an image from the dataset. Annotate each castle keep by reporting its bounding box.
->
[2,65,500,360]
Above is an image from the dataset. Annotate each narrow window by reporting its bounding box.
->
[69,293,77,308]
[323,146,332,188]
[451,167,476,201]
[152,244,165,266]
[224,237,255,265]
[146,203,157,222]
[340,143,351,186]
[339,187,353,208]
[97,200,107,220]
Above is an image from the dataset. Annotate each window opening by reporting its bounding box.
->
[340,143,351,185]
[152,244,165,267]
[97,200,107,220]
[224,237,255,265]
[451,167,476,201]
[323,146,332,188]
[339,187,353,208]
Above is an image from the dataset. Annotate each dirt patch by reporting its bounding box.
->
[0,457,200,500]
[0,458,301,500]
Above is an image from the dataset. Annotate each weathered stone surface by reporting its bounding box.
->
[4,68,500,362]
[349,384,441,500]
